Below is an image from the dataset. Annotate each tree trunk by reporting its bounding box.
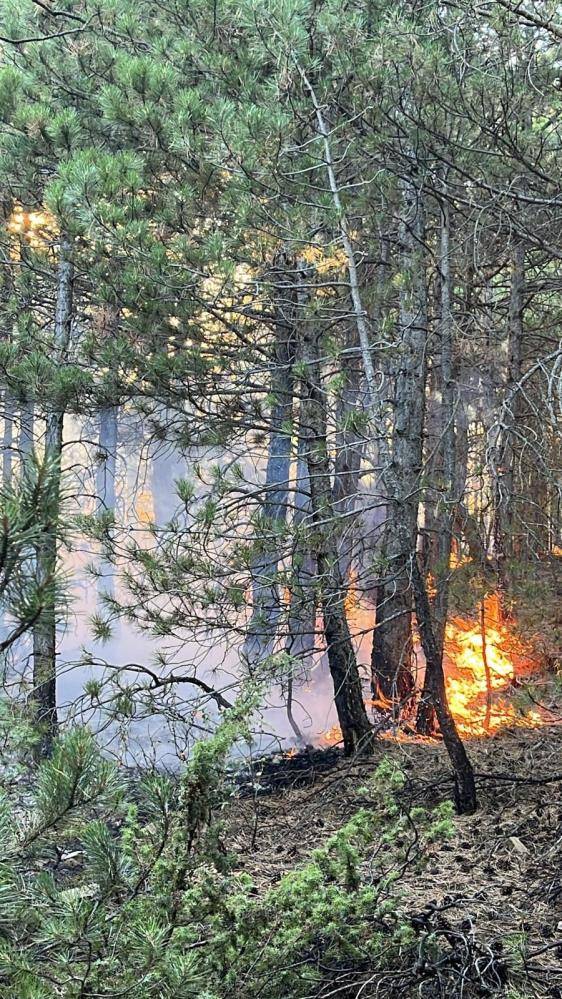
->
[97,405,118,515]
[245,264,295,667]
[285,440,316,744]
[2,390,15,489]
[32,235,73,757]
[410,555,477,814]
[301,320,373,756]
[286,440,316,659]
[493,240,525,567]
[151,430,185,525]
[372,172,427,706]
[19,399,35,461]
[332,324,365,581]
[417,200,455,734]
[96,306,120,518]
[96,402,118,604]
[420,363,443,581]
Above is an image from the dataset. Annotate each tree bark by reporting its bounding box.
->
[417,200,455,733]
[32,235,73,757]
[372,172,427,706]
[245,261,295,667]
[300,317,373,756]
[410,555,477,813]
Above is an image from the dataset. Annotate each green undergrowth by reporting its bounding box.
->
[0,701,500,999]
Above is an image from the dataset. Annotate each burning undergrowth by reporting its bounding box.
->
[443,592,544,738]
[315,590,556,752]
[233,583,559,804]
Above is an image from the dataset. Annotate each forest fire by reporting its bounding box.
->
[318,723,344,748]
[443,594,542,737]
[316,593,544,748]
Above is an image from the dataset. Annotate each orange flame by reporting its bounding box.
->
[449,548,471,569]
[318,723,342,747]
[315,592,545,749]
[443,594,541,737]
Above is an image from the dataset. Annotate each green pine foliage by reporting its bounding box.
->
[0,0,558,993]
[0,706,458,998]
[0,456,67,652]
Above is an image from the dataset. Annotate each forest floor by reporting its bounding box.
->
[228,721,562,997]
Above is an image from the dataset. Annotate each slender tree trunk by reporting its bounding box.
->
[19,399,35,461]
[32,235,73,757]
[96,402,118,604]
[301,321,373,757]
[93,308,120,604]
[332,325,365,581]
[245,265,295,667]
[493,240,525,568]
[451,396,489,565]
[1,390,15,489]
[96,306,120,518]
[286,439,316,659]
[480,600,492,732]
[372,173,427,706]
[151,431,185,525]
[420,364,443,580]
[417,200,455,733]
[285,439,316,744]
[410,556,477,813]
[97,406,118,514]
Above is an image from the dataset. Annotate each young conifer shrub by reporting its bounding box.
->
[0,714,459,998]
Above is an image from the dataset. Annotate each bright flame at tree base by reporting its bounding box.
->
[317,593,545,748]
[443,593,542,737]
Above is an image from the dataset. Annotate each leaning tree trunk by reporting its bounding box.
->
[371,172,427,707]
[410,555,477,813]
[300,319,374,757]
[244,264,295,668]
[32,235,73,758]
